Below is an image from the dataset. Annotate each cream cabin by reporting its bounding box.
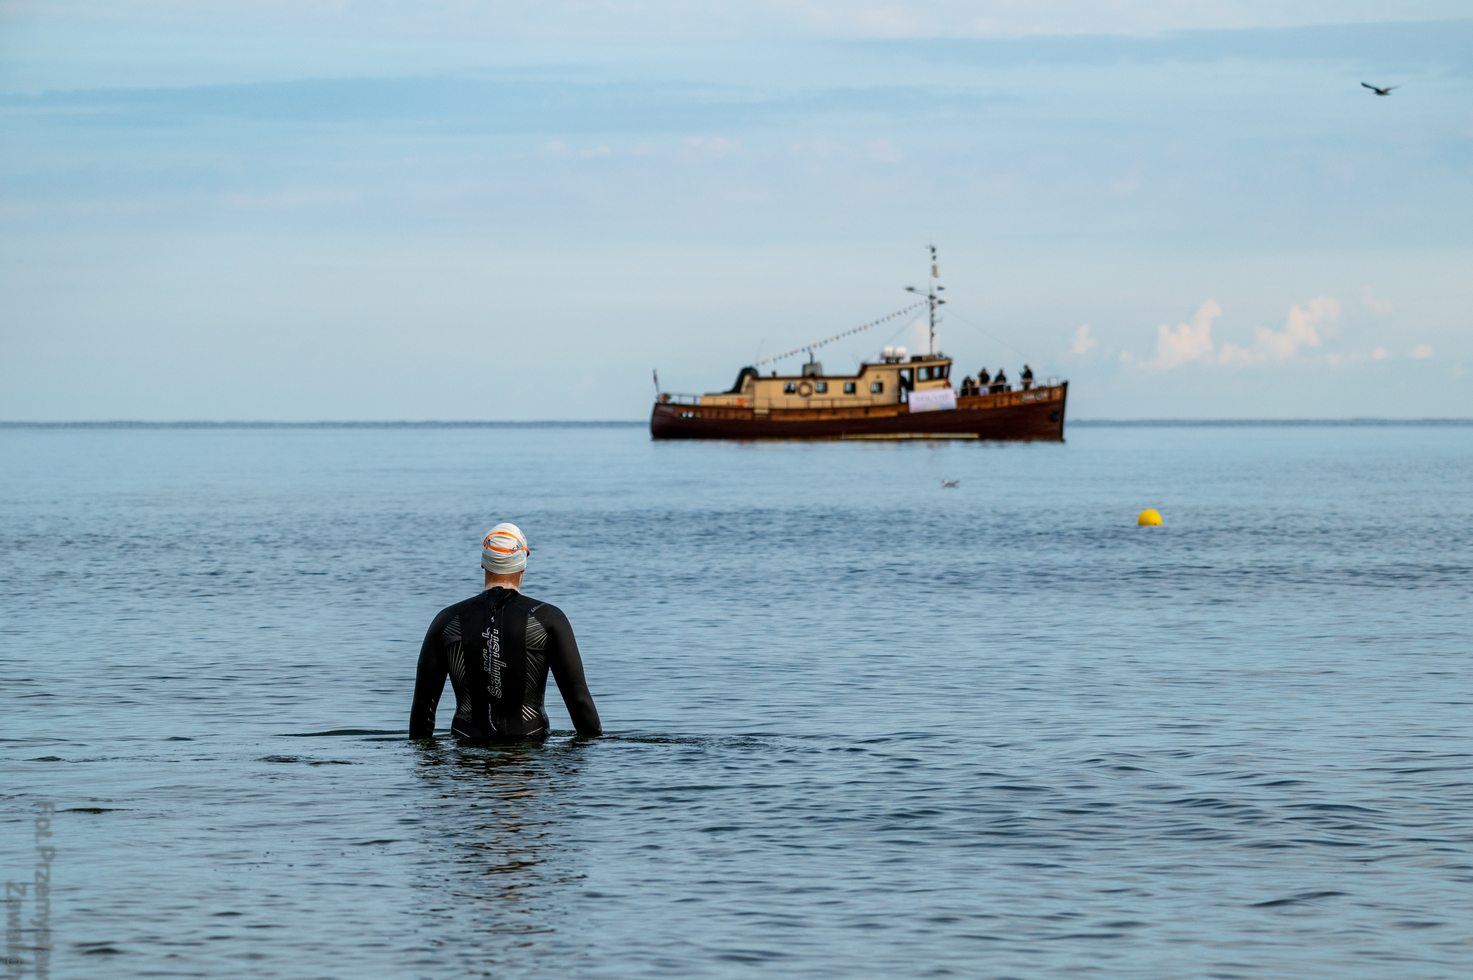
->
[700,347,954,412]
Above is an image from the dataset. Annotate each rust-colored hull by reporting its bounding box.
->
[650,383,1067,441]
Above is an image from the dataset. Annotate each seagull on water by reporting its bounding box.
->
[1361,82,1398,97]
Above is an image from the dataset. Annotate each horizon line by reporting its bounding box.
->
[2,418,1471,429]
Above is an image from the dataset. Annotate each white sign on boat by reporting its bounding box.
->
[908,388,957,413]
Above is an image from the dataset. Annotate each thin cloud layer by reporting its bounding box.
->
[15,0,1468,41]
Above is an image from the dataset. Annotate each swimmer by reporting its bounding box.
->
[409,522,602,741]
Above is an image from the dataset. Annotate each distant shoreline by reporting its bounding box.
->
[2,419,1470,429]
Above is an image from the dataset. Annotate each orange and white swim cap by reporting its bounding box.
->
[481,522,529,574]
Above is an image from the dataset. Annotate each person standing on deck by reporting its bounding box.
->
[409,522,602,741]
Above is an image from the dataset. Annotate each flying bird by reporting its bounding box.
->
[1361,82,1398,97]
[941,479,960,489]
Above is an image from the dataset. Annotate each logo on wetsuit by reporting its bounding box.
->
[481,622,503,699]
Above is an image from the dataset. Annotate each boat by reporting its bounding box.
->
[649,248,1068,441]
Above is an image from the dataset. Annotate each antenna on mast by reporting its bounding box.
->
[904,244,946,356]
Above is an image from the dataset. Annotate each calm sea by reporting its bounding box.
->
[2,422,1471,977]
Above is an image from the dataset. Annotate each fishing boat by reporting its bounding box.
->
[649,248,1067,441]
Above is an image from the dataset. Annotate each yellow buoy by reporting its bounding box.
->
[1138,508,1163,527]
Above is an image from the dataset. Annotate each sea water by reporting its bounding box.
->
[2,422,1471,976]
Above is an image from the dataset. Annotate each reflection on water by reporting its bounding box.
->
[409,740,592,948]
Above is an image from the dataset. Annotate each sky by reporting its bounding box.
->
[1,1,1471,420]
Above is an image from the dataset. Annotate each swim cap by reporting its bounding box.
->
[481,522,529,574]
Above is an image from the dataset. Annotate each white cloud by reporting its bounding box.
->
[1068,323,1097,356]
[542,140,617,158]
[1336,350,1389,367]
[1129,297,1357,371]
[220,186,359,210]
[1409,344,1434,359]
[865,139,904,164]
[1360,289,1393,315]
[1218,296,1339,365]
[789,138,843,160]
[1142,299,1221,370]
[680,136,741,161]
[789,138,903,166]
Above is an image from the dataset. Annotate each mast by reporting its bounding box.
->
[905,244,946,356]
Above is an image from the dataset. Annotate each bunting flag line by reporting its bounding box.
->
[754,301,927,367]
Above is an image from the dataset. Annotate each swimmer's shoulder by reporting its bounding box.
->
[511,591,570,625]
[427,591,490,635]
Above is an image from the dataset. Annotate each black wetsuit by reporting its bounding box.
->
[409,587,601,740]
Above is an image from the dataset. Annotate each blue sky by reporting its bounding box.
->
[2,2,1470,419]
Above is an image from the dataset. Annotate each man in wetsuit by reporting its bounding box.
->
[409,522,602,741]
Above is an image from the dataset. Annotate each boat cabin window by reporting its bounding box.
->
[843,382,856,394]
[815,381,828,394]
[919,366,931,381]
[871,381,884,394]
[783,382,797,394]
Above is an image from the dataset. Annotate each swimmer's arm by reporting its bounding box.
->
[545,608,602,737]
[408,610,450,738]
